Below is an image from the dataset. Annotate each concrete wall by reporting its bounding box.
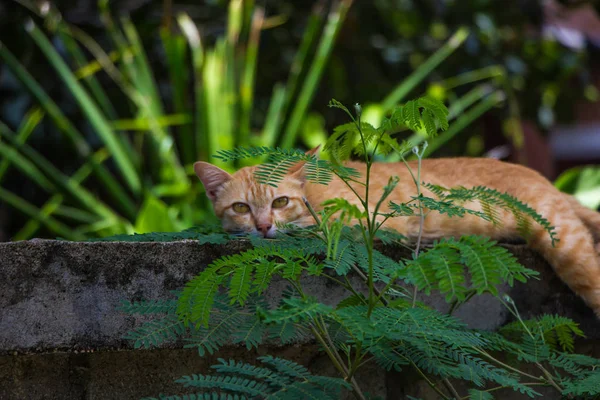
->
[0,239,598,399]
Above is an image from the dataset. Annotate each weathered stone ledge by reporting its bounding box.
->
[0,238,598,399]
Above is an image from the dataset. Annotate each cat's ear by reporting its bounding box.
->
[193,161,233,202]
[287,146,321,176]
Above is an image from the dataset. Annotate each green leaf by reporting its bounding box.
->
[253,261,276,294]
[381,27,470,111]
[123,314,188,349]
[468,389,494,400]
[555,166,600,210]
[229,264,254,306]
[261,297,332,324]
[27,21,141,194]
[134,195,179,233]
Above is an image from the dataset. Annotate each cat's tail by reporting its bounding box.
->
[565,194,600,243]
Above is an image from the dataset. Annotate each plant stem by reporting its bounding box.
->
[536,362,567,396]
[352,110,378,318]
[458,382,548,399]
[401,148,426,308]
[448,290,476,315]
[310,324,367,400]
[442,378,461,399]
[303,196,322,225]
[473,348,540,381]
[404,357,451,400]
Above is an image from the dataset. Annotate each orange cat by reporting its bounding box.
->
[194,154,600,317]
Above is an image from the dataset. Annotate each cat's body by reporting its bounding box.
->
[195,156,600,317]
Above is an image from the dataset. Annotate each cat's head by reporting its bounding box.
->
[194,149,318,238]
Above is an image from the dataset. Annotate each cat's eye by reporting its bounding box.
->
[232,202,250,213]
[272,196,289,209]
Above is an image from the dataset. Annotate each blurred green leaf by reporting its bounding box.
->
[381,27,470,112]
[0,107,44,183]
[135,194,179,233]
[0,39,136,218]
[27,20,142,195]
[280,0,354,149]
[110,114,192,131]
[555,167,600,210]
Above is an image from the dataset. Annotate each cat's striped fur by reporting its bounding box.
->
[195,155,600,317]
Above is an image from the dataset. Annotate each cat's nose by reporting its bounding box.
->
[257,223,272,237]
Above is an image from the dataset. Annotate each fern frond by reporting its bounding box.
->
[260,356,350,399]
[412,195,492,221]
[420,110,436,138]
[407,236,537,302]
[448,349,538,395]
[321,198,366,222]
[213,146,307,163]
[255,158,298,187]
[463,236,535,286]
[305,159,334,186]
[184,296,249,356]
[402,100,422,131]
[196,232,231,245]
[267,320,310,344]
[388,201,415,216]
[387,97,449,137]
[229,263,254,306]
[429,247,466,302]
[253,260,276,294]
[417,96,449,132]
[157,356,346,400]
[323,240,356,275]
[179,246,317,326]
[424,184,559,245]
[213,146,343,187]
[336,293,368,309]
[454,237,500,295]
[351,245,395,283]
[211,358,275,380]
[327,98,354,120]
[351,123,381,156]
[473,330,524,355]
[500,314,584,353]
[373,227,408,244]
[261,297,332,324]
[305,375,352,397]
[329,162,362,180]
[175,374,268,396]
[324,122,360,162]
[259,355,311,378]
[281,259,302,280]
[265,382,337,400]
[124,314,188,349]
[377,134,413,157]
[368,341,409,371]
[562,370,600,396]
[468,389,494,400]
[179,269,222,326]
[231,299,268,350]
[517,333,551,363]
[548,352,599,377]
[335,305,541,394]
[536,315,585,352]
